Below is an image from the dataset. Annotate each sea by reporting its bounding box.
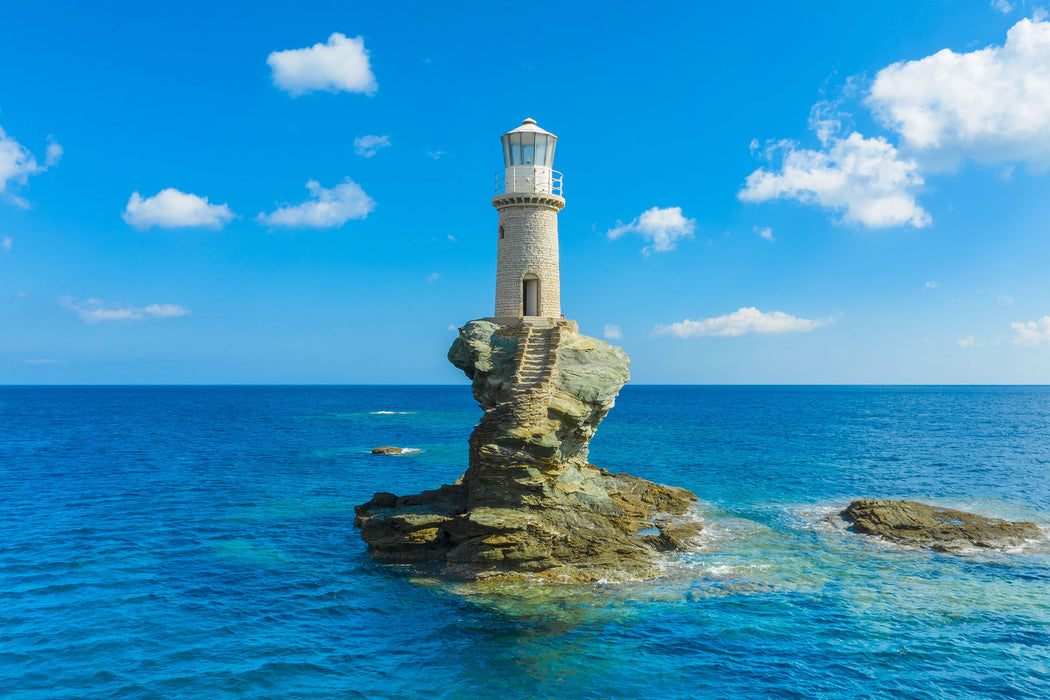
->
[2,385,1049,699]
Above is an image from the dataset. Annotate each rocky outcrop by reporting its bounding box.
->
[355,319,700,582]
[371,446,407,455]
[841,499,1041,552]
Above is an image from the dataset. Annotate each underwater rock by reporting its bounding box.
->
[841,499,1041,552]
[355,319,699,582]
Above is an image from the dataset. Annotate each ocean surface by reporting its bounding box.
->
[2,385,1049,699]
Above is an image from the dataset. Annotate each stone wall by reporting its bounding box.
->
[492,193,565,318]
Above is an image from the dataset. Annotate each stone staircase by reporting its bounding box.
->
[472,322,565,437]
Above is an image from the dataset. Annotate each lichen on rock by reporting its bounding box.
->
[355,319,700,582]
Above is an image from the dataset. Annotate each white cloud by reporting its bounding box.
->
[652,307,834,338]
[0,125,60,206]
[355,134,390,157]
[45,138,62,167]
[1011,316,1050,345]
[60,297,191,324]
[607,206,696,254]
[427,272,441,283]
[256,179,375,228]
[122,188,235,230]
[740,132,930,228]
[427,150,447,160]
[755,226,775,242]
[868,19,1050,169]
[24,358,63,365]
[991,0,1015,13]
[603,324,622,340]
[447,324,458,332]
[267,33,377,96]
[1,236,10,252]
[999,294,1016,304]
[958,335,977,348]
[925,280,938,288]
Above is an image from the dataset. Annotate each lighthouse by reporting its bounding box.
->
[492,118,565,322]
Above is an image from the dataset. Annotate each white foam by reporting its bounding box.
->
[369,411,416,415]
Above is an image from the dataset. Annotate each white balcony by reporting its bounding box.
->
[495,168,563,196]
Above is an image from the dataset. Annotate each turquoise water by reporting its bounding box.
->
[2,386,1049,698]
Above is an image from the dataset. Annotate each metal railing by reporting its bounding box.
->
[494,170,563,196]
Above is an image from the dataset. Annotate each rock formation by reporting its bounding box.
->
[841,499,1041,552]
[354,319,700,582]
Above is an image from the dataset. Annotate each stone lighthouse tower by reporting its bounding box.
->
[492,118,565,321]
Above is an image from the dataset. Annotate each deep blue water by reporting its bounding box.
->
[2,385,1049,699]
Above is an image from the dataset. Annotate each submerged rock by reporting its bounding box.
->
[840,499,1041,552]
[355,319,699,582]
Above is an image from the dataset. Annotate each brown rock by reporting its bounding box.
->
[354,319,700,582]
[841,499,1041,552]
[371,446,405,454]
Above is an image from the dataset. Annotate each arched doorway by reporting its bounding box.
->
[523,275,539,316]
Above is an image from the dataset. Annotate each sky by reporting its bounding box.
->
[3,0,1050,384]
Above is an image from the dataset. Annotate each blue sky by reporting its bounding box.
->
[3,0,1050,384]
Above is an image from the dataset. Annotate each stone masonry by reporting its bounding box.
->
[493,192,565,319]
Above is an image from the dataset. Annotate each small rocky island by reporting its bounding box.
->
[355,320,700,582]
[840,499,1041,552]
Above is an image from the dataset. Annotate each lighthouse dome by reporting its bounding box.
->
[501,118,557,168]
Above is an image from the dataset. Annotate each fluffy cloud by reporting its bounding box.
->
[122,188,235,230]
[652,307,833,338]
[740,132,930,228]
[0,126,61,206]
[1011,316,1050,345]
[755,226,775,242]
[60,297,190,324]
[607,206,696,254]
[868,19,1050,169]
[268,33,377,96]
[958,335,977,348]
[355,134,390,157]
[256,178,375,228]
[603,324,622,340]
[2,236,10,252]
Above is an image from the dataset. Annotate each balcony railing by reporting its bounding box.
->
[495,170,563,196]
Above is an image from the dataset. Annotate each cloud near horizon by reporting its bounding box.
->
[868,19,1050,170]
[0,124,61,207]
[60,297,191,324]
[268,33,377,96]
[122,188,235,230]
[607,206,696,254]
[653,307,834,338]
[256,178,375,228]
[1011,316,1050,345]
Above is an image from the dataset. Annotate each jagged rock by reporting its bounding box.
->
[355,319,700,582]
[371,446,406,455]
[841,499,1041,552]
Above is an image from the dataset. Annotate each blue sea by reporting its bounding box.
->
[2,386,1049,699]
